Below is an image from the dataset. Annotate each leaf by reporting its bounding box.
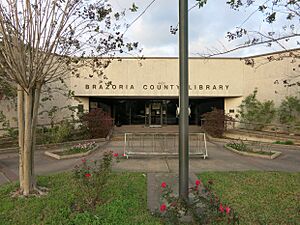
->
[196,0,208,8]
[266,12,276,23]
[129,3,138,12]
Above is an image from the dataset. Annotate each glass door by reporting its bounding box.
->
[145,102,163,127]
[150,102,162,127]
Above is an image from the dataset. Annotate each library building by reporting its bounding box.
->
[69,49,299,127]
[0,49,299,129]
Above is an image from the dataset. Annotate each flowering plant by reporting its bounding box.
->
[72,151,117,211]
[67,141,96,154]
[159,179,239,224]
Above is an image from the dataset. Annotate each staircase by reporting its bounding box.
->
[111,125,203,141]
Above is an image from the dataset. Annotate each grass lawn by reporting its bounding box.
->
[0,171,299,225]
[199,171,300,225]
[0,172,161,225]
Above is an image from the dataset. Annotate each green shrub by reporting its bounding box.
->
[273,140,294,145]
[238,89,276,130]
[38,120,73,144]
[227,139,250,152]
[278,96,300,127]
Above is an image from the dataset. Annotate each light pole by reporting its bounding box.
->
[179,0,189,200]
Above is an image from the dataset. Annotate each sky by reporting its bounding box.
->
[110,0,299,57]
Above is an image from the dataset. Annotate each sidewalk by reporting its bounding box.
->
[0,139,300,186]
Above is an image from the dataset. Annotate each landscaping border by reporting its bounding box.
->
[206,133,300,150]
[224,144,282,159]
[0,127,113,154]
[44,144,99,160]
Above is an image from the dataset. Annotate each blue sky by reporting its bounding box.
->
[110,0,299,57]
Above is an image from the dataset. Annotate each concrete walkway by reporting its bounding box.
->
[0,139,299,186]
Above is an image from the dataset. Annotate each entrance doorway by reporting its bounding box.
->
[146,102,163,127]
[88,97,224,127]
[150,102,162,127]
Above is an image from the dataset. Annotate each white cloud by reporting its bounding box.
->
[111,0,299,57]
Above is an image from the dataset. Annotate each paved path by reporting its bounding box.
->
[0,140,299,186]
[112,140,300,173]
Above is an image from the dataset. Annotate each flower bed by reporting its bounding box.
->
[59,142,96,156]
[158,179,239,224]
[224,140,281,159]
[44,141,98,160]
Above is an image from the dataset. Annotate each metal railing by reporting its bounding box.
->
[123,132,208,159]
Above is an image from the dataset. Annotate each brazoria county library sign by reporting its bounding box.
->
[85,83,229,91]
[76,82,236,97]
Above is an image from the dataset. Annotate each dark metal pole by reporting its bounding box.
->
[179,0,189,200]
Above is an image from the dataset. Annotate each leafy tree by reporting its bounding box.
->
[238,89,276,130]
[0,0,138,196]
[278,96,300,125]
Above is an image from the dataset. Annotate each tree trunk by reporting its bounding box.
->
[30,83,42,188]
[23,88,34,195]
[17,83,42,196]
[17,85,25,192]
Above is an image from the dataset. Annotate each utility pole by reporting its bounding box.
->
[179,0,189,200]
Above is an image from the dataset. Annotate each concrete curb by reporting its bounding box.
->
[224,144,282,160]
[44,144,99,160]
[0,137,108,154]
[206,133,300,151]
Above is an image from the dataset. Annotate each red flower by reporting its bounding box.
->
[85,173,91,178]
[195,179,201,186]
[219,203,224,213]
[113,153,119,157]
[226,206,231,215]
[81,159,86,163]
[160,203,167,212]
[122,153,126,157]
[161,182,167,188]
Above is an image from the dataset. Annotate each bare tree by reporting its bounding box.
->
[0,0,138,196]
[190,0,300,87]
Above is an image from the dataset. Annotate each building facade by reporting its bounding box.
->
[0,49,299,131]
[70,49,299,127]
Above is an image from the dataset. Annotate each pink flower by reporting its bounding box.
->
[113,153,119,157]
[85,173,91,178]
[161,182,167,188]
[195,179,201,186]
[219,203,224,213]
[160,203,167,212]
[122,153,126,157]
[81,158,86,163]
[226,206,231,215]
